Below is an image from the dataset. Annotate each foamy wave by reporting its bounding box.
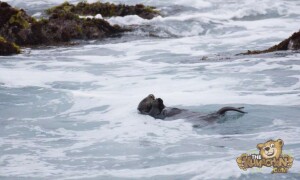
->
[107,15,206,37]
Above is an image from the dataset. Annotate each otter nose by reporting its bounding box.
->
[265,147,270,151]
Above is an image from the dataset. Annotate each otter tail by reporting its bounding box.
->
[217,107,246,115]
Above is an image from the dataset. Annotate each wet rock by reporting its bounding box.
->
[0,1,125,47]
[241,30,300,55]
[0,1,159,55]
[46,1,159,20]
[0,36,20,56]
[0,1,36,45]
[21,11,124,45]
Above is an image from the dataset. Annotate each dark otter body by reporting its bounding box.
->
[138,95,246,125]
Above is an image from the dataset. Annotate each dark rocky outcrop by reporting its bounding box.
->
[46,1,159,20]
[0,2,36,46]
[0,36,20,56]
[0,1,124,47]
[0,1,159,55]
[241,30,300,55]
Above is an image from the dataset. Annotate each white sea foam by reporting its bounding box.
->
[79,14,103,19]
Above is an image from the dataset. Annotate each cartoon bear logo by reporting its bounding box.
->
[236,139,294,173]
[257,139,283,159]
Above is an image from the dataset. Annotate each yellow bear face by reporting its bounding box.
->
[257,139,283,159]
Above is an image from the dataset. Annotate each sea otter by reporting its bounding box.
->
[137,94,155,114]
[137,94,246,125]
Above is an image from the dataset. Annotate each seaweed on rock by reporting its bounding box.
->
[0,1,160,55]
[46,1,160,20]
[241,31,300,55]
[0,1,128,55]
[0,36,20,56]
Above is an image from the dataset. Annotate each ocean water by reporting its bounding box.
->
[1,0,300,179]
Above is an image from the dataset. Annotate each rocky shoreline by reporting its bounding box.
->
[0,1,159,56]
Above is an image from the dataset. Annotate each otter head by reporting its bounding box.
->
[257,139,283,159]
[148,98,166,116]
[137,94,155,114]
[153,98,166,113]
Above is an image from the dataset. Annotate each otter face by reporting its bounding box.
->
[148,98,166,117]
[137,94,155,114]
[257,139,283,159]
[153,98,166,113]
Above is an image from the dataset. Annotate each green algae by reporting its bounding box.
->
[0,36,21,55]
[46,1,160,19]
[8,11,30,28]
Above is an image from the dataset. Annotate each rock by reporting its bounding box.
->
[241,30,300,55]
[0,1,125,47]
[0,1,159,55]
[0,36,20,56]
[0,1,36,45]
[21,11,124,45]
[46,1,160,20]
